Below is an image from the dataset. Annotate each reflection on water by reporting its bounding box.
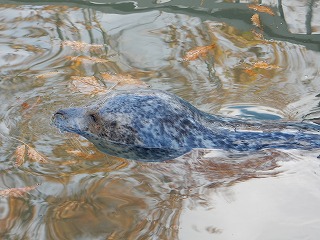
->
[0,1,320,239]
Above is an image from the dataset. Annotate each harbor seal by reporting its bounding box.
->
[53,89,320,162]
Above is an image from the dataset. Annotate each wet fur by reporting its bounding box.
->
[53,89,320,161]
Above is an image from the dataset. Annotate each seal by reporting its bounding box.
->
[53,89,320,162]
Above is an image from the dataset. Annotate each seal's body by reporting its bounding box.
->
[53,90,320,161]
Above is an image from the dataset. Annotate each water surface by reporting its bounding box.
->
[0,0,320,239]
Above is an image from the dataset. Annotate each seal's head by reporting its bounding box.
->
[53,90,203,161]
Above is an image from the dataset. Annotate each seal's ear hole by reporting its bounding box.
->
[89,113,99,123]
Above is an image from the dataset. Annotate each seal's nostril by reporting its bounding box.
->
[53,110,66,120]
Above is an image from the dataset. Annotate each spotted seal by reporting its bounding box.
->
[53,89,320,162]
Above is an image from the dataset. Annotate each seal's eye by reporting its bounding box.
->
[89,113,98,123]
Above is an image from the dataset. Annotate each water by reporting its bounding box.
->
[0,0,320,239]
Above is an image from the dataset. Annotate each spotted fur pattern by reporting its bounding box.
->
[53,90,320,161]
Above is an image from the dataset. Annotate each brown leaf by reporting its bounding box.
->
[35,72,61,79]
[13,145,26,167]
[70,76,108,95]
[0,184,40,198]
[11,44,44,54]
[183,44,215,61]
[62,40,103,51]
[243,68,257,76]
[251,29,264,40]
[243,61,280,76]
[251,14,262,29]
[248,4,275,16]
[21,102,30,110]
[27,147,49,163]
[21,96,41,111]
[253,61,280,69]
[101,73,148,87]
[66,55,109,63]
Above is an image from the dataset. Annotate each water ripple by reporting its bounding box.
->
[0,2,319,239]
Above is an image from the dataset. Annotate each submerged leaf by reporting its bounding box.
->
[0,184,40,198]
[183,44,215,61]
[251,14,262,28]
[21,102,30,110]
[21,96,41,112]
[14,145,26,167]
[70,76,108,95]
[248,4,275,16]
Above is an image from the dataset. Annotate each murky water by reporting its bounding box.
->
[0,0,320,239]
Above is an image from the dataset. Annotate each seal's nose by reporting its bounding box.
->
[53,110,67,121]
[52,107,87,126]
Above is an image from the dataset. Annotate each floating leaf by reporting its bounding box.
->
[27,146,49,163]
[251,14,262,29]
[243,68,257,76]
[248,4,275,16]
[253,61,280,69]
[101,73,148,87]
[66,56,109,64]
[243,61,280,76]
[62,40,103,51]
[251,29,264,40]
[0,184,40,198]
[13,145,26,167]
[70,76,107,95]
[183,44,215,61]
[36,72,61,79]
